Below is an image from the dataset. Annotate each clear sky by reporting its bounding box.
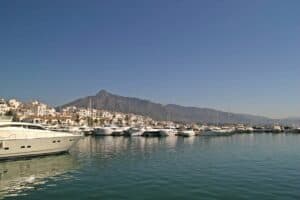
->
[0,0,299,118]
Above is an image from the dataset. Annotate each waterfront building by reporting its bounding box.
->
[8,99,21,109]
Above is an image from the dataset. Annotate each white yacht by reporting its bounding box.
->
[215,126,235,134]
[177,130,196,137]
[123,127,145,136]
[94,126,127,136]
[68,126,94,135]
[272,125,282,133]
[0,122,82,159]
[235,124,254,133]
[141,128,172,137]
[159,128,177,136]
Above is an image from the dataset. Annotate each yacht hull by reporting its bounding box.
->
[177,131,196,137]
[0,136,81,159]
[94,128,113,136]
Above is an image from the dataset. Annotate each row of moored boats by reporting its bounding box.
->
[55,124,300,137]
[1,120,299,160]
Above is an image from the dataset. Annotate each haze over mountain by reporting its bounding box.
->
[59,90,295,125]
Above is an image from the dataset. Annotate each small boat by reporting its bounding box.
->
[244,127,254,133]
[141,128,170,137]
[123,127,145,136]
[111,127,128,136]
[234,124,253,133]
[94,126,127,136]
[272,125,283,133]
[93,127,113,136]
[80,126,94,136]
[177,130,196,137]
[213,126,235,134]
[159,129,177,136]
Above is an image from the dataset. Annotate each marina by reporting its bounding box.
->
[0,111,299,161]
[47,123,300,137]
[1,0,299,199]
[1,115,298,199]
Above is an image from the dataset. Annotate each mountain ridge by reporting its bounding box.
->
[59,89,294,125]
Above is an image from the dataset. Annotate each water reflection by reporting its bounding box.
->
[2,134,300,199]
[75,136,182,156]
[73,136,199,163]
[0,154,78,199]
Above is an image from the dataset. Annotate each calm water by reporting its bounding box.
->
[1,134,300,199]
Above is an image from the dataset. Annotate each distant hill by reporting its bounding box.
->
[59,90,287,125]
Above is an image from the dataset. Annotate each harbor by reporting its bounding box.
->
[1,97,299,163]
[1,0,300,199]
[1,99,299,199]
[46,123,300,137]
[1,98,299,140]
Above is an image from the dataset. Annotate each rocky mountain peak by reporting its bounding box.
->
[96,89,110,97]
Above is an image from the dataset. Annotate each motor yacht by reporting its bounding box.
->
[123,127,145,136]
[0,122,82,159]
[94,126,127,136]
[177,130,196,137]
[272,125,283,133]
[159,128,177,136]
[214,126,235,134]
[141,128,163,137]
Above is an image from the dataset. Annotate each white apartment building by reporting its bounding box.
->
[8,99,21,109]
[0,101,9,115]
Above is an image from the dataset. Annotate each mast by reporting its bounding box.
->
[89,98,92,115]
[89,97,92,127]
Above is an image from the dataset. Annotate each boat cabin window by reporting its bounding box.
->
[27,125,45,130]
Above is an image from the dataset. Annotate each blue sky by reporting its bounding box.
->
[0,0,300,118]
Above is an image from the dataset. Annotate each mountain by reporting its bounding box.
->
[59,90,277,125]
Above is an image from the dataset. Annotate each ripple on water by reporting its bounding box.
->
[1,134,300,200]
